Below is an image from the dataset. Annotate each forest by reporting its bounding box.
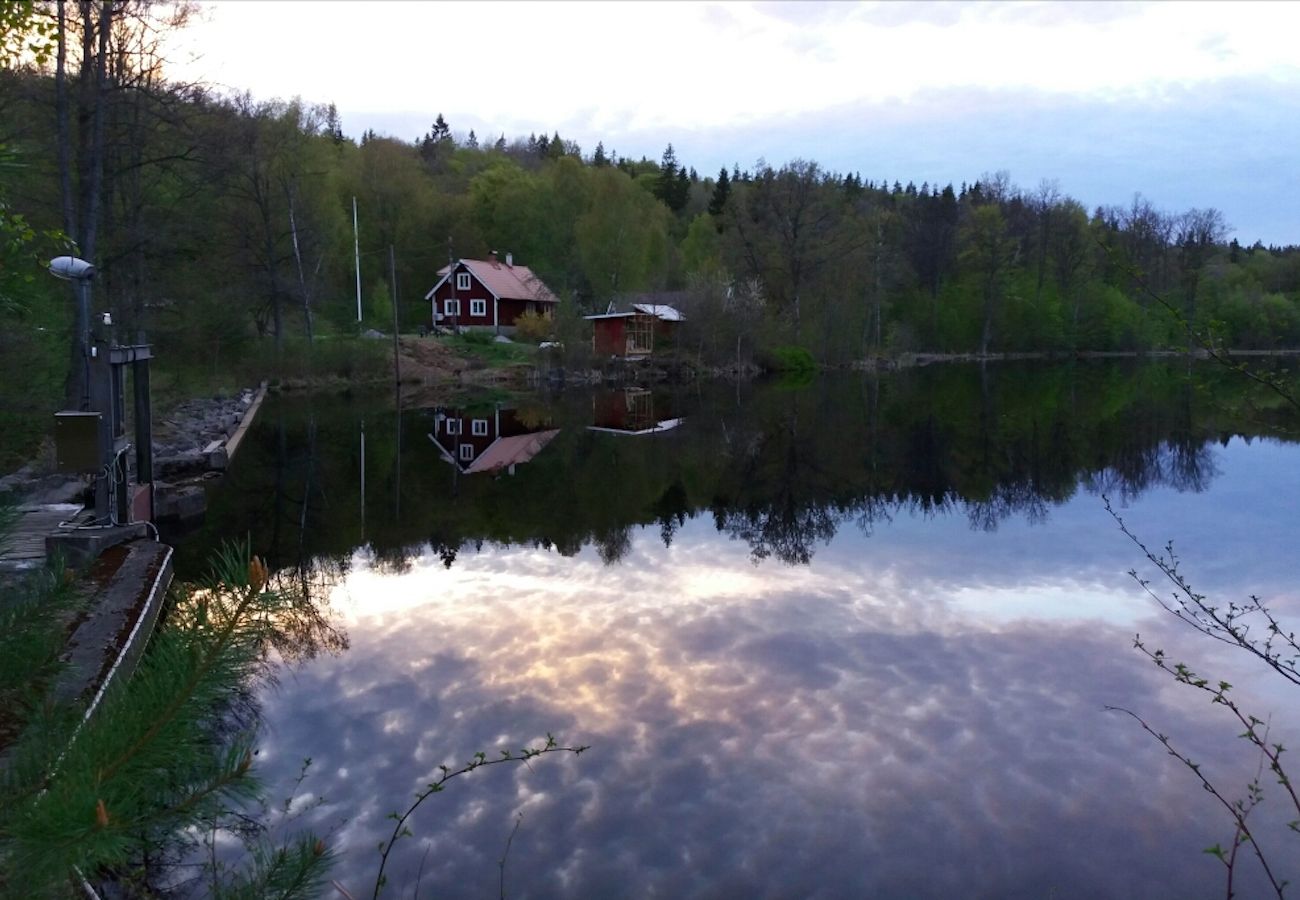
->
[3,3,1300,413]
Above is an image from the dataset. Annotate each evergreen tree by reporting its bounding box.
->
[548,131,565,159]
[708,166,731,217]
[592,141,609,167]
[324,103,344,144]
[535,132,551,157]
[466,129,478,150]
[494,133,506,152]
[673,168,691,211]
[655,143,679,208]
[429,113,451,144]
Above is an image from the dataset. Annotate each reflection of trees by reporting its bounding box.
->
[595,525,632,565]
[188,364,1282,575]
[264,562,349,663]
[652,480,690,548]
[719,499,838,565]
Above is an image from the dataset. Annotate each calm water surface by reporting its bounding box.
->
[175,361,1300,898]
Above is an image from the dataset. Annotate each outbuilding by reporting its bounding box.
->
[584,302,685,358]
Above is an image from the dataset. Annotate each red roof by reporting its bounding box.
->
[430,258,558,304]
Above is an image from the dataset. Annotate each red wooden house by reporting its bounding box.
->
[427,404,559,475]
[425,251,558,334]
[585,302,684,357]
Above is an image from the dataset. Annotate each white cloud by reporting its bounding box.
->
[162,1,1300,241]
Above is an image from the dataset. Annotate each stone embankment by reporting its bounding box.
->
[151,384,264,521]
[0,386,266,522]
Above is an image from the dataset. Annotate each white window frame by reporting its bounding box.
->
[444,298,460,317]
[471,418,488,436]
[456,272,471,291]
[445,419,461,435]
[459,443,475,461]
[470,298,487,317]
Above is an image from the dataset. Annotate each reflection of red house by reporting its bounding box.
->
[585,303,684,357]
[588,388,681,435]
[427,406,559,474]
[425,252,558,333]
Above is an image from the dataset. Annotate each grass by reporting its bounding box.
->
[441,333,538,366]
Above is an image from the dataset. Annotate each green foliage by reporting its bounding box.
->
[1,51,1297,425]
[0,553,82,754]
[0,1,53,67]
[441,333,535,366]
[513,309,553,343]
[0,542,332,896]
[758,345,817,373]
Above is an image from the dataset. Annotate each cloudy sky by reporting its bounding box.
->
[168,1,1300,244]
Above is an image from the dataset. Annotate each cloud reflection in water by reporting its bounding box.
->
[247,485,1300,899]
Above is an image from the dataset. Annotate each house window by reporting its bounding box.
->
[471,419,488,436]
[456,273,471,291]
[444,299,460,317]
[459,443,474,461]
[445,419,461,435]
[470,298,487,317]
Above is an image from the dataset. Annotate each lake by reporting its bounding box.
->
[171,360,1300,898]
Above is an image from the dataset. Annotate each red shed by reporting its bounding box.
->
[585,303,685,357]
[425,252,557,334]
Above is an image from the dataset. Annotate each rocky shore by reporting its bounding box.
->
[0,387,261,522]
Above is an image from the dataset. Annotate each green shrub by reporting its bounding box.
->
[514,310,553,343]
[758,345,817,373]
[460,329,494,346]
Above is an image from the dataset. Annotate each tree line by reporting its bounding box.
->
[2,2,1300,393]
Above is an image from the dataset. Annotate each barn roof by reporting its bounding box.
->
[426,258,558,304]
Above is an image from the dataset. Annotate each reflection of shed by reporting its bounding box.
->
[587,388,681,435]
[584,303,684,357]
[427,406,558,474]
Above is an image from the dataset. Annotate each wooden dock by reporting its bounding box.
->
[0,503,85,572]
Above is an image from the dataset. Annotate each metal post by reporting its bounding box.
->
[133,358,153,521]
[389,244,401,385]
[77,280,91,410]
[353,196,362,323]
[87,343,112,522]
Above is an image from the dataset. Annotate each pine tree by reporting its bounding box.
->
[535,132,550,157]
[324,103,344,144]
[673,168,691,211]
[494,133,506,152]
[430,113,451,144]
[592,141,609,167]
[0,542,334,895]
[548,131,565,159]
[466,129,478,150]
[708,166,731,217]
[655,143,679,208]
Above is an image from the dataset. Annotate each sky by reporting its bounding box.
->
[165,1,1300,245]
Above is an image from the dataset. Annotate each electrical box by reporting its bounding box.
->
[54,410,102,474]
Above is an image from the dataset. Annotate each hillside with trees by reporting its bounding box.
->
[2,3,1299,418]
